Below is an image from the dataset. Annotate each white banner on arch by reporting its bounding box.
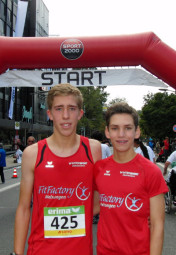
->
[0,68,167,88]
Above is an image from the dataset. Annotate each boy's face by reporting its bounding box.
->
[105,113,140,153]
[47,95,83,137]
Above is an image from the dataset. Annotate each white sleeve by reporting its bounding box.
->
[135,147,144,156]
[106,145,112,157]
[147,146,155,162]
[167,151,176,163]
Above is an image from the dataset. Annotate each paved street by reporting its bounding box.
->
[0,159,176,255]
[4,154,21,171]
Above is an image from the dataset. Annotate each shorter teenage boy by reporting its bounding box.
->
[94,102,168,255]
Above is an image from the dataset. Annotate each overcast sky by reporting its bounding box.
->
[43,0,176,110]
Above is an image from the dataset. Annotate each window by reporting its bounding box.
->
[0,20,5,35]
[6,24,10,36]
[0,1,6,20]
[13,2,17,16]
[6,8,12,25]
[13,14,16,30]
[7,0,12,10]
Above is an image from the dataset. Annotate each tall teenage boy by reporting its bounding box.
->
[12,84,101,255]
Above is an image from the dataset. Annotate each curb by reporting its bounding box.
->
[4,164,21,171]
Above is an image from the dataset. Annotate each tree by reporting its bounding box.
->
[108,97,127,106]
[139,92,176,139]
[77,86,109,137]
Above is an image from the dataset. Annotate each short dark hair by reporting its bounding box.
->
[105,102,139,129]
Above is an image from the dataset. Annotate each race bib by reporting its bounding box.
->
[44,206,85,238]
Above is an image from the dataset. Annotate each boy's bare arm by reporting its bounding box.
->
[89,139,102,163]
[163,161,170,175]
[93,191,100,216]
[14,144,37,255]
[150,194,165,255]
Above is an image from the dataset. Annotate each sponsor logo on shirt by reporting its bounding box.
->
[120,171,139,177]
[104,170,111,176]
[69,162,88,167]
[125,193,143,211]
[76,182,90,201]
[39,185,75,198]
[100,194,124,207]
[99,193,143,211]
[45,161,54,168]
[38,182,91,201]
[47,206,81,215]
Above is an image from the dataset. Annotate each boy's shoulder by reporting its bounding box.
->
[95,155,112,166]
[135,154,162,176]
[88,138,102,163]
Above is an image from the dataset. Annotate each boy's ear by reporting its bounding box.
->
[78,109,84,120]
[47,109,53,121]
[105,126,110,139]
[135,126,141,139]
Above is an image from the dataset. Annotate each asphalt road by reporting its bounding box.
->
[0,163,176,255]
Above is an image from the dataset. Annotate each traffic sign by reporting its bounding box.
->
[15,121,20,130]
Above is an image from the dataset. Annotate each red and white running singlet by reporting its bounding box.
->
[27,136,94,255]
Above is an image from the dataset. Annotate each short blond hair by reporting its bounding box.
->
[47,83,83,110]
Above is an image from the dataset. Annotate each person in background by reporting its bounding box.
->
[163,136,170,161]
[155,140,161,154]
[163,151,176,204]
[163,150,176,176]
[134,138,156,163]
[102,139,111,147]
[94,102,168,255]
[16,138,25,152]
[14,145,23,164]
[91,130,112,159]
[0,143,6,184]
[148,138,154,150]
[156,147,165,163]
[27,136,36,146]
[171,138,176,152]
[12,83,101,255]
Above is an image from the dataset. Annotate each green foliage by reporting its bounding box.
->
[108,97,127,106]
[139,92,176,139]
[77,86,109,137]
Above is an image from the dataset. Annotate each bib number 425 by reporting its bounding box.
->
[51,215,78,230]
[44,206,85,238]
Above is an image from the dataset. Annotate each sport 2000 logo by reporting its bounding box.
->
[60,39,84,60]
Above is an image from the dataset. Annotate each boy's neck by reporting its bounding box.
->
[113,149,136,163]
[47,133,80,157]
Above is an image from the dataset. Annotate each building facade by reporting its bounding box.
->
[0,0,52,149]
[0,0,18,37]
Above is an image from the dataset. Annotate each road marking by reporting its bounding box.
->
[4,166,21,171]
[0,182,20,193]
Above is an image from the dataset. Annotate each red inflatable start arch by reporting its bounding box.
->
[0,32,176,88]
